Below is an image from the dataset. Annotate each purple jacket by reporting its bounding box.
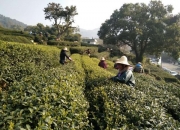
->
[98,61,107,69]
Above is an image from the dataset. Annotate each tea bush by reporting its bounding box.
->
[47,40,80,46]
[0,41,180,129]
[0,41,90,129]
[81,56,180,129]
[0,35,32,43]
[70,47,98,56]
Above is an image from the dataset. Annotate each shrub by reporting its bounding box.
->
[70,47,98,55]
[34,36,44,44]
[0,41,90,129]
[0,35,32,43]
[47,40,80,46]
[48,35,56,41]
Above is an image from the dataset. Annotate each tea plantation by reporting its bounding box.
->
[0,41,180,129]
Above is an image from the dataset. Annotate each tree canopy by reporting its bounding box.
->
[24,23,81,43]
[44,3,78,40]
[98,0,180,62]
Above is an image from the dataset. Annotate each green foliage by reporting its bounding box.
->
[44,3,78,39]
[47,40,80,46]
[64,33,81,42]
[24,23,82,43]
[0,35,32,44]
[0,41,90,129]
[34,36,44,44]
[48,35,56,40]
[0,27,33,39]
[81,56,180,129]
[144,65,179,83]
[0,41,180,129]
[98,1,180,62]
[0,27,33,43]
[70,47,98,55]
[97,45,107,53]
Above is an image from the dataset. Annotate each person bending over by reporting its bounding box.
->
[59,47,72,65]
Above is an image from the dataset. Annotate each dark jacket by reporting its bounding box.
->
[60,50,69,64]
[98,61,107,69]
[112,70,135,87]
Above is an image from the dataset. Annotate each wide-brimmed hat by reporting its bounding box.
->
[115,56,130,65]
[63,47,68,51]
[101,57,105,60]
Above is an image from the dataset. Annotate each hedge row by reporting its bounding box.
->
[47,40,80,46]
[0,35,32,43]
[0,28,34,40]
[0,42,90,129]
[0,41,180,129]
[81,56,180,129]
[70,47,98,56]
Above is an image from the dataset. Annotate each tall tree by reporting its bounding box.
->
[44,3,78,40]
[98,1,180,62]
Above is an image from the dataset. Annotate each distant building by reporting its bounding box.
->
[82,38,97,44]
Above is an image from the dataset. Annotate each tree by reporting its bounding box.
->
[98,1,180,62]
[44,2,78,40]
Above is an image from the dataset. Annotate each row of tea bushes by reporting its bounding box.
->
[0,27,33,44]
[0,28,33,39]
[47,40,80,46]
[1,41,180,129]
[70,47,98,56]
[0,35,32,44]
[0,41,60,83]
[144,64,180,83]
[90,57,117,75]
[80,56,180,129]
[0,66,90,129]
[135,74,180,122]
[0,42,90,129]
[81,56,116,129]
[81,56,113,88]
[70,54,86,87]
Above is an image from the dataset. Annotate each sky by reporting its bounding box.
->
[0,0,180,30]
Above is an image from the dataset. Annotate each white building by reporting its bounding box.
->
[82,38,97,44]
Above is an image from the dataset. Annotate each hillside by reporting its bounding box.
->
[0,41,180,129]
[0,26,33,43]
[0,14,27,29]
[0,13,100,40]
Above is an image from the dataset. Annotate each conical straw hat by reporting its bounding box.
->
[115,56,130,65]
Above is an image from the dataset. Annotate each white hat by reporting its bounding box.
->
[63,47,68,51]
[101,57,105,60]
[115,56,130,65]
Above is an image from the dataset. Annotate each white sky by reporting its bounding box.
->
[0,0,179,30]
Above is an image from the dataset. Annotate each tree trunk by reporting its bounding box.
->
[55,25,61,40]
[134,45,144,63]
[136,55,143,63]
[56,33,61,40]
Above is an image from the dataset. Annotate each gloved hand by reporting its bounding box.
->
[69,57,72,61]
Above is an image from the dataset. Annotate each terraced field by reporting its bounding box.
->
[0,41,180,129]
